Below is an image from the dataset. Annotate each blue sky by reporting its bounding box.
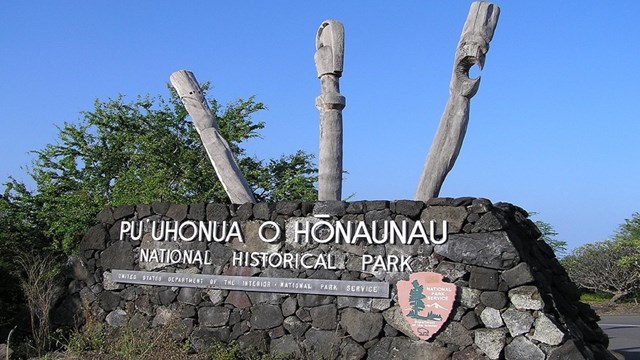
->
[1,1,638,251]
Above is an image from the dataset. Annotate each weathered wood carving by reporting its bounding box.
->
[170,70,256,204]
[416,2,500,201]
[315,20,346,201]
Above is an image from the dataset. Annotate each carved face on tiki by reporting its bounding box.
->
[314,20,344,78]
[452,35,489,97]
[450,2,500,98]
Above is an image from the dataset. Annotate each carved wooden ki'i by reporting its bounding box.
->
[171,2,499,204]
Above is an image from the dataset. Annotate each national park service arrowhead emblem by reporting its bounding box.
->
[397,272,457,340]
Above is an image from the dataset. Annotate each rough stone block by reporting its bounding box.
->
[206,203,229,221]
[102,271,123,290]
[504,336,544,360]
[152,306,176,327]
[225,291,251,309]
[460,287,482,308]
[475,328,506,360]
[310,304,337,330]
[270,335,302,358]
[283,315,310,338]
[364,200,389,211]
[367,337,451,360]
[469,198,493,213]
[235,203,253,221]
[281,297,297,317]
[340,308,383,342]
[191,326,231,352]
[531,314,565,345]
[480,291,507,309]
[313,201,346,216]
[250,304,284,330]
[480,307,503,328]
[436,321,473,347]
[547,340,588,360]
[198,307,230,327]
[159,289,177,305]
[177,287,201,306]
[105,309,128,327]
[434,232,519,270]
[302,329,343,360]
[276,201,299,215]
[100,241,134,270]
[346,201,365,213]
[502,308,534,337]
[452,346,488,360]
[426,197,454,206]
[508,286,543,311]
[394,200,424,218]
[80,225,108,251]
[186,203,205,220]
[151,202,170,215]
[501,263,535,288]
[337,296,372,311]
[112,205,135,220]
[341,338,367,360]
[469,267,499,290]
[421,206,467,233]
[63,255,90,281]
[166,204,188,221]
[98,291,121,312]
[471,212,508,232]
[97,207,115,224]
[436,261,468,282]
[461,311,481,330]
[253,202,274,219]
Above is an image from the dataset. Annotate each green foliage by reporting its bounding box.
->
[531,213,567,257]
[64,313,288,359]
[0,181,51,326]
[205,341,238,360]
[613,212,640,266]
[18,84,316,254]
[562,239,640,303]
[249,151,318,202]
[65,306,105,354]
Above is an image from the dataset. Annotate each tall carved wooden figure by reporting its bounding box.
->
[315,20,346,201]
[170,70,256,204]
[416,2,500,201]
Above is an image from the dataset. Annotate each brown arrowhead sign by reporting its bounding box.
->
[397,272,457,340]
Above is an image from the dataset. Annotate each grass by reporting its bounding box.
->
[59,309,288,360]
[580,291,613,302]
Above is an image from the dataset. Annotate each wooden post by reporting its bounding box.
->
[315,20,346,201]
[170,70,256,204]
[415,2,500,201]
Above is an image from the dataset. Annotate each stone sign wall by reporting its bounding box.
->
[58,198,615,359]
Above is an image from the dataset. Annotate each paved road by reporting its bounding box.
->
[599,316,640,360]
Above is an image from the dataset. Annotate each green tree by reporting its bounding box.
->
[0,181,51,327]
[531,213,567,257]
[562,239,640,303]
[21,84,316,253]
[613,212,640,266]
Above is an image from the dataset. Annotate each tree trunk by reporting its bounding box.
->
[415,2,500,201]
[170,70,256,204]
[610,291,628,303]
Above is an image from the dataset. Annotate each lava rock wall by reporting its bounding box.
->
[58,198,615,360]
